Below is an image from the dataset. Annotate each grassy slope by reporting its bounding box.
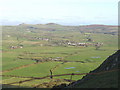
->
[65,50,119,88]
[74,71,118,88]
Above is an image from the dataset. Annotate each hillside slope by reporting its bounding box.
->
[54,50,119,89]
[65,50,119,88]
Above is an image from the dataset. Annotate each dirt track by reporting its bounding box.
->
[2,62,42,73]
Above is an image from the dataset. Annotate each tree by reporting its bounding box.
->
[95,43,102,50]
[87,38,92,42]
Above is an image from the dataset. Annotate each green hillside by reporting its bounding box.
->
[57,50,119,89]
[1,24,118,88]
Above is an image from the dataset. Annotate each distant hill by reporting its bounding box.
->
[16,24,118,35]
[45,23,60,25]
[83,24,117,27]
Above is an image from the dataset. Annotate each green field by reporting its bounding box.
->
[1,24,118,88]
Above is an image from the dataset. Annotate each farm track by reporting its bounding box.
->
[2,62,43,73]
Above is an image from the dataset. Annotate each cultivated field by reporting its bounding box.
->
[1,24,118,88]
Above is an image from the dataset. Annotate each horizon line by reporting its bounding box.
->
[0,23,118,26]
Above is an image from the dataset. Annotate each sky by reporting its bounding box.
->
[0,0,119,25]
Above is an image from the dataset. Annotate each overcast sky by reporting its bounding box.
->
[0,0,119,25]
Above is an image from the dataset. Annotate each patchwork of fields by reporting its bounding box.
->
[1,24,118,88]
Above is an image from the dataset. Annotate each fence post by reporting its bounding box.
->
[70,73,74,82]
[19,81,22,87]
[50,70,53,79]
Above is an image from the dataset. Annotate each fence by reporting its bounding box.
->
[1,68,119,87]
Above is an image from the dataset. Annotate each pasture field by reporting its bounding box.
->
[1,24,118,88]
